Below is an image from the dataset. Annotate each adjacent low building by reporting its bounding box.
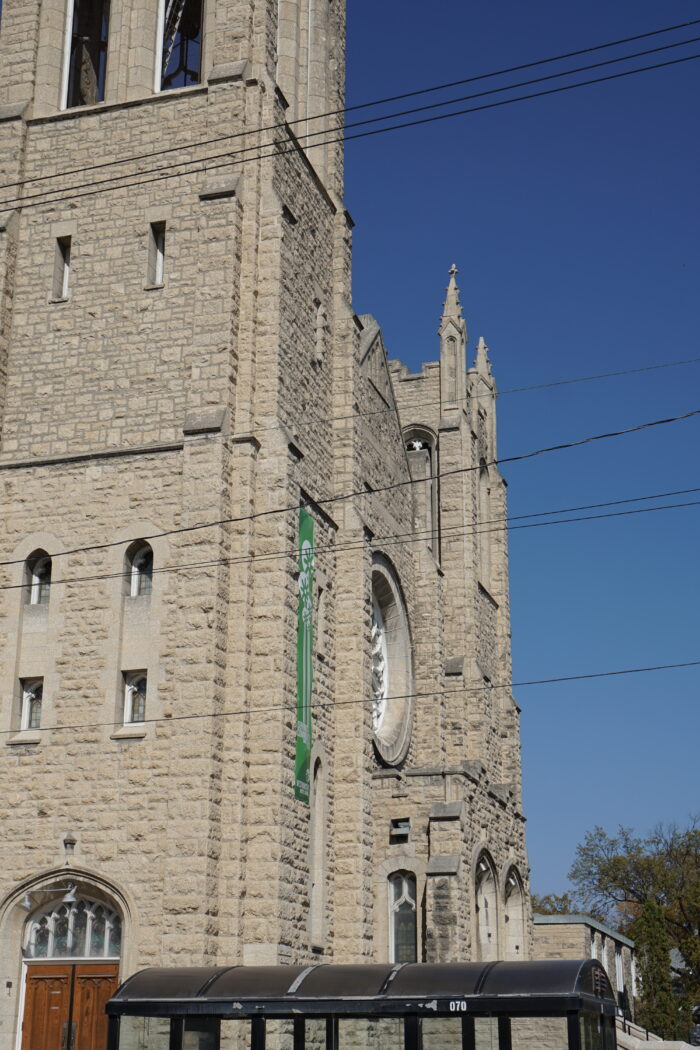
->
[534,913,636,1019]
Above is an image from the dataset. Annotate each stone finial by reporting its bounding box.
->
[441,264,463,327]
[475,335,492,377]
[439,265,467,405]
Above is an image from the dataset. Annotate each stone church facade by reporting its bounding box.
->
[0,0,529,1043]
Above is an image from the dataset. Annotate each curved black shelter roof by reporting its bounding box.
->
[107,959,616,1019]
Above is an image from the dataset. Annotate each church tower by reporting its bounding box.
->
[0,0,529,1042]
[387,268,528,965]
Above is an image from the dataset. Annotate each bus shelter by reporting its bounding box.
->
[106,959,618,1050]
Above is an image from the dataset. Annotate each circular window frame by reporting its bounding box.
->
[370,556,414,766]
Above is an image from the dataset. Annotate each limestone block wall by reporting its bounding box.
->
[0,0,535,1044]
[0,85,253,460]
[390,355,517,785]
[371,765,529,964]
[0,436,244,1045]
[378,329,530,969]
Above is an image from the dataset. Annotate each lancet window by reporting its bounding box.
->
[504,869,526,960]
[388,872,417,964]
[126,541,153,597]
[404,427,439,555]
[25,551,52,605]
[123,672,147,724]
[478,458,492,587]
[475,854,499,961]
[21,679,43,731]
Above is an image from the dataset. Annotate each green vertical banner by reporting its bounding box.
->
[295,508,315,802]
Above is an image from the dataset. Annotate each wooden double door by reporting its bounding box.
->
[21,963,119,1050]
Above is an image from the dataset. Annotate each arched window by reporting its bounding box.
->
[126,541,153,597]
[24,895,121,959]
[388,871,417,963]
[404,427,439,555]
[371,558,413,766]
[475,854,499,961]
[478,459,492,587]
[21,679,43,731]
[25,550,51,605]
[504,869,526,959]
[123,672,147,724]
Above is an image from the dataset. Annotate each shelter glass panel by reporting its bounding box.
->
[304,1019,327,1050]
[337,1017,403,1050]
[219,1019,252,1050]
[264,1019,294,1050]
[118,1016,171,1050]
[475,1018,499,1050]
[580,1014,603,1050]
[185,1018,220,1050]
[510,1017,568,1050]
[421,1016,463,1050]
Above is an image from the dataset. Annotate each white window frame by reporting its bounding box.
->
[154,0,166,91]
[615,945,624,992]
[28,555,51,605]
[123,672,147,724]
[147,223,166,286]
[129,545,153,597]
[52,237,71,301]
[59,0,75,110]
[59,239,70,299]
[154,225,165,285]
[21,679,43,731]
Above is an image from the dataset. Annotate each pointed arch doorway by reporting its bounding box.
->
[20,893,121,1050]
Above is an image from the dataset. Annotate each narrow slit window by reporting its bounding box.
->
[388,871,417,964]
[53,237,72,300]
[63,0,111,108]
[158,0,204,92]
[123,672,147,724]
[148,223,166,286]
[21,678,43,731]
[126,541,154,597]
[25,551,52,605]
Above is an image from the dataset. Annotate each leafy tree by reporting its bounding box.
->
[531,892,577,915]
[633,900,680,1038]
[568,819,699,1038]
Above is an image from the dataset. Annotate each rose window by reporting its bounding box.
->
[370,558,413,766]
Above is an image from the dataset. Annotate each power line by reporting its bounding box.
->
[2,17,697,198]
[6,51,700,213]
[3,659,698,739]
[251,355,700,439]
[4,34,698,209]
[2,488,698,593]
[0,407,696,568]
[499,357,700,397]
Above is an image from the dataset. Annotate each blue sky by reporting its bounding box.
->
[345,0,700,893]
